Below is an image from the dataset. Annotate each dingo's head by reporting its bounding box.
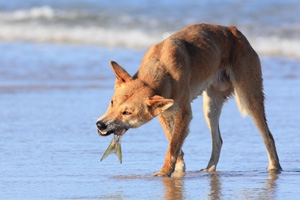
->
[96,61,174,136]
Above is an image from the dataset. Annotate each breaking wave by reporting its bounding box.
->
[0,6,299,58]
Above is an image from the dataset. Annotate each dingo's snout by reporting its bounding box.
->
[96,119,129,137]
[96,120,111,136]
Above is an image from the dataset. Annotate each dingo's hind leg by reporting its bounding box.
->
[202,83,233,172]
[232,53,282,171]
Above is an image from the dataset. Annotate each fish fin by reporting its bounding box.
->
[100,138,116,161]
[100,136,122,164]
[115,142,122,164]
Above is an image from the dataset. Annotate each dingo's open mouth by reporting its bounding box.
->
[97,128,128,137]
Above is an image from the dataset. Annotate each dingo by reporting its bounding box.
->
[96,23,282,177]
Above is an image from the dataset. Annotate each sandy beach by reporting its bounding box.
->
[1,0,300,199]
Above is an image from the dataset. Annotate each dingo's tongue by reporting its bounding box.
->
[100,135,122,164]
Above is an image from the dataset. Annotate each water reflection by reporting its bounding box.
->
[267,171,279,197]
[162,171,280,199]
[207,173,222,199]
[162,177,184,200]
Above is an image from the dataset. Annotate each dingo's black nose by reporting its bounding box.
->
[96,121,107,130]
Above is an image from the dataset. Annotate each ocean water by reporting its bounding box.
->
[0,0,300,58]
[0,0,300,199]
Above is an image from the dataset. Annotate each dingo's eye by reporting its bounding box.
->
[122,110,132,115]
[110,100,113,106]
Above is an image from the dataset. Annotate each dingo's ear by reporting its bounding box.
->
[110,61,132,87]
[146,95,174,115]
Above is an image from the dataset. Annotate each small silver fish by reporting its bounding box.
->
[100,134,122,164]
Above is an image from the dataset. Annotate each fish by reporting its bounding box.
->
[100,134,122,164]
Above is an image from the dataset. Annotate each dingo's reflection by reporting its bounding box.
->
[161,171,279,199]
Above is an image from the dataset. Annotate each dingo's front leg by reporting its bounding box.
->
[153,106,192,177]
[157,114,186,177]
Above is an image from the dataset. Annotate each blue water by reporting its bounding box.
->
[0,0,299,57]
[1,1,300,199]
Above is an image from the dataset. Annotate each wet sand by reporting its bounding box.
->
[0,43,300,199]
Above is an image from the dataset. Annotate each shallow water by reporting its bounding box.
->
[0,43,300,199]
[1,1,300,199]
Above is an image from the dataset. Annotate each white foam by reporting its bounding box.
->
[251,36,300,59]
[0,23,162,48]
[0,6,55,20]
[0,6,299,59]
[1,22,299,59]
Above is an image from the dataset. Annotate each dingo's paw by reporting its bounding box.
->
[200,168,209,172]
[173,170,186,178]
[152,171,171,177]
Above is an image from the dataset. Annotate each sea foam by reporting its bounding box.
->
[0,6,299,59]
